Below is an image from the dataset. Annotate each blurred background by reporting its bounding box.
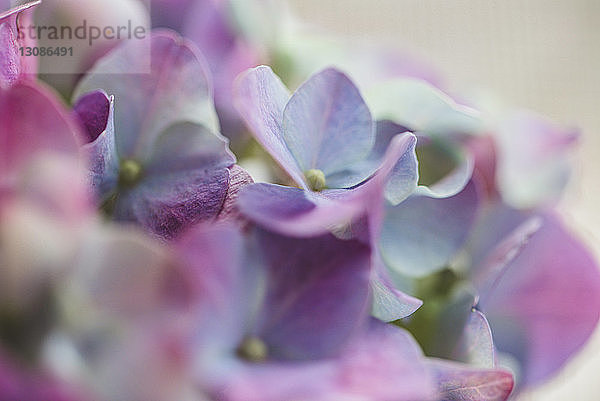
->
[284,1,600,399]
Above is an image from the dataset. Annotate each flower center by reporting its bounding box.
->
[304,169,326,192]
[119,159,143,187]
[236,336,268,362]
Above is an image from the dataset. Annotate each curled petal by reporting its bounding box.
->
[73,30,220,160]
[76,91,119,199]
[380,180,480,278]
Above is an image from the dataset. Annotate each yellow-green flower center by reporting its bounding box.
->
[304,169,326,192]
[119,159,143,187]
[236,336,268,362]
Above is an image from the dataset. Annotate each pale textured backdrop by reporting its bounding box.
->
[285,1,600,399]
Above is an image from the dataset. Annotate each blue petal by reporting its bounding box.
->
[380,180,480,277]
[282,68,375,186]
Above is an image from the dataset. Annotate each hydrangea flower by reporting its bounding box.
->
[234,66,419,233]
[174,223,436,401]
[468,207,600,387]
[390,183,600,393]
[71,31,251,238]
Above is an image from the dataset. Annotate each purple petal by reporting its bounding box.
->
[253,228,372,360]
[429,360,514,401]
[481,213,600,386]
[238,133,418,238]
[218,321,435,401]
[182,0,258,103]
[114,167,230,239]
[215,362,338,401]
[73,30,219,160]
[282,68,374,187]
[77,92,119,198]
[175,224,250,341]
[72,90,111,143]
[216,164,254,222]
[323,120,410,192]
[472,216,542,300]
[0,82,81,175]
[333,320,435,401]
[380,179,480,277]
[237,184,359,237]
[150,0,196,31]
[233,66,307,187]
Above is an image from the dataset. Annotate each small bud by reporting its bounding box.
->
[236,336,268,362]
[304,169,326,192]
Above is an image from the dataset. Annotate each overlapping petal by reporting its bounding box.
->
[73,30,220,160]
[379,180,480,278]
[238,133,418,237]
[72,31,240,237]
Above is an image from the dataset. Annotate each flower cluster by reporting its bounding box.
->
[1,1,599,400]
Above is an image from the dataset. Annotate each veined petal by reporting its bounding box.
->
[282,68,374,186]
[371,254,423,322]
[114,167,230,239]
[73,30,220,160]
[238,133,417,238]
[233,66,307,187]
[452,309,496,369]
